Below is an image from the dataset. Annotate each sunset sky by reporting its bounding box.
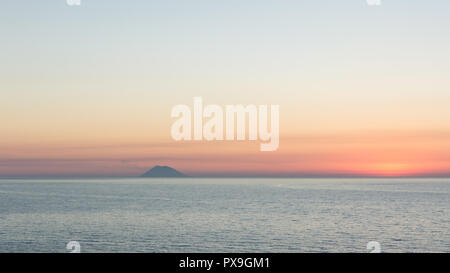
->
[1,0,450,177]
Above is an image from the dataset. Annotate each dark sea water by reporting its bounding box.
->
[0,178,448,253]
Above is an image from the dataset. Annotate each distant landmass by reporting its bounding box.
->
[140,165,187,177]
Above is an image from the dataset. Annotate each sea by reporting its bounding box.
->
[0,178,448,253]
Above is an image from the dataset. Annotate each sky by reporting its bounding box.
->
[1,0,450,177]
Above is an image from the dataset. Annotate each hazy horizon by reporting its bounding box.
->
[2,166,450,179]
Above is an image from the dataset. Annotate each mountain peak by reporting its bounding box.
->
[140,165,187,177]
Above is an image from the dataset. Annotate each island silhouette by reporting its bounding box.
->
[141,165,188,177]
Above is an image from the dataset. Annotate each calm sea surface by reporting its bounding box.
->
[0,178,448,253]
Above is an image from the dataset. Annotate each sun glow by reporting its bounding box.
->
[364,163,416,177]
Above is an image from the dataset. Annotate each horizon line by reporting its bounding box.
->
[1,174,450,179]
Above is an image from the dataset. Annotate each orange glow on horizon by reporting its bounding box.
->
[0,130,450,177]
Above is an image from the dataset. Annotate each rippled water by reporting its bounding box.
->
[0,178,448,252]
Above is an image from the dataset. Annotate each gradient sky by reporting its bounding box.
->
[1,0,450,177]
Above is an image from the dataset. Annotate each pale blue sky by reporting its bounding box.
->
[1,1,450,176]
[1,0,450,135]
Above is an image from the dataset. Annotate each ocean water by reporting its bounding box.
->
[0,178,448,253]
